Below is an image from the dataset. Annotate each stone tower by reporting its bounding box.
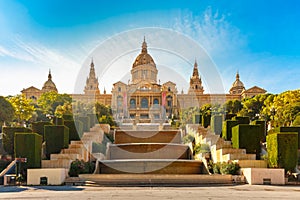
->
[188,60,204,94]
[84,60,100,95]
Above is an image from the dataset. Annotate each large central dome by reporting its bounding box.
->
[131,38,158,84]
[132,38,156,68]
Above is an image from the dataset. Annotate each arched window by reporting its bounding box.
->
[130,99,136,108]
[168,87,171,92]
[141,98,148,108]
[195,85,198,89]
[153,98,159,105]
[118,87,121,92]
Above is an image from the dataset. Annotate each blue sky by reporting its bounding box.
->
[0,0,299,96]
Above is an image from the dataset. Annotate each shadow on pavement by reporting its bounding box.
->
[30,185,85,191]
[0,186,28,193]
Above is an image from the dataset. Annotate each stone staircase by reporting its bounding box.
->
[78,125,236,186]
[42,124,104,170]
[186,124,267,168]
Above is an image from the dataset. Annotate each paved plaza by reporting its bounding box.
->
[0,185,300,200]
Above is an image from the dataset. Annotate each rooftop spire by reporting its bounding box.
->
[141,36,147,54]
[192,59,199,77]
[236,70,240,79]
[48,69,52,80]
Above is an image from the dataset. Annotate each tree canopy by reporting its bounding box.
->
[37,91,72,116]
[7,94,35,124]
[0,96,14,125]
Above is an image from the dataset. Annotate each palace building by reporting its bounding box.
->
[21,38,266,121]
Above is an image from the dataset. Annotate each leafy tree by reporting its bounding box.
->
[7,94,35,125]
[0,96,14,125]
[271,90,300,126]
[239,94,271,120]
[38,91,72,116]
[55,102,73,118]
[223,100,242,114]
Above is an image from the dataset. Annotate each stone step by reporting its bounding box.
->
[222,154,256,162]
[42,159,72,169]
[70,141,84,145]
[234,160,267,168]
[68,143,84,149]
[114,130,181,144]
[61,148,86,155]
[78,174,233,186]
[96,159,205,174]
[50,153,82,160]
[107,143,192,160]
[217,148,246,155]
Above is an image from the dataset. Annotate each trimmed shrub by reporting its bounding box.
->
[211,115,223,135]
[87,114,97,128]
[251,120,267,142]
[14,132,42,168]
[232,125,261,158]
[183,134,195,144]
[52,117,64,125]
[44,125,69,159]
[225,113,236,120]
[222,120,239,141]
[192,114,202,124]
[2,127,32,156]
[62,114,74,121]
[77,116,90,132]
[202,114,211,128]
[69,159,95,177]
[31,121,53,141]
[232,116,250,124]
[64,120,83,142]
[267,132,298,172]
[212,162,240,175]
[279,127,300,149]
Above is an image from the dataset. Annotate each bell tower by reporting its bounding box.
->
[84,59,100,95]
[188,60,204,94]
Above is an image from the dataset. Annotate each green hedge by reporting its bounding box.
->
[251,120,267,142]
[192,114,202,124]
[225,114,236,120]
[52,117,64,125]
[232,125,261,159]
[77,116,90,132]
[15,132,42,168]
[267,132,298,172]
[62,114,74,121]
[44,125,69,159]
[222,120,239,141]
[232,116,250,124]
[2,127,32,156]
[279,127,300,149]
[64,120,83,142]
[31,121,53,141]
[87,114,97,128]
[211,115,223,135]
[202,114,211,128]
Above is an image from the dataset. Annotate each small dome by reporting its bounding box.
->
[232,79,244,88]
[132,38,156,68]
[229,72,245,94]
[133,53,155,68]
[42,70,58,93]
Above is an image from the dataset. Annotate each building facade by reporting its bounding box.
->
[21,38,266,122]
